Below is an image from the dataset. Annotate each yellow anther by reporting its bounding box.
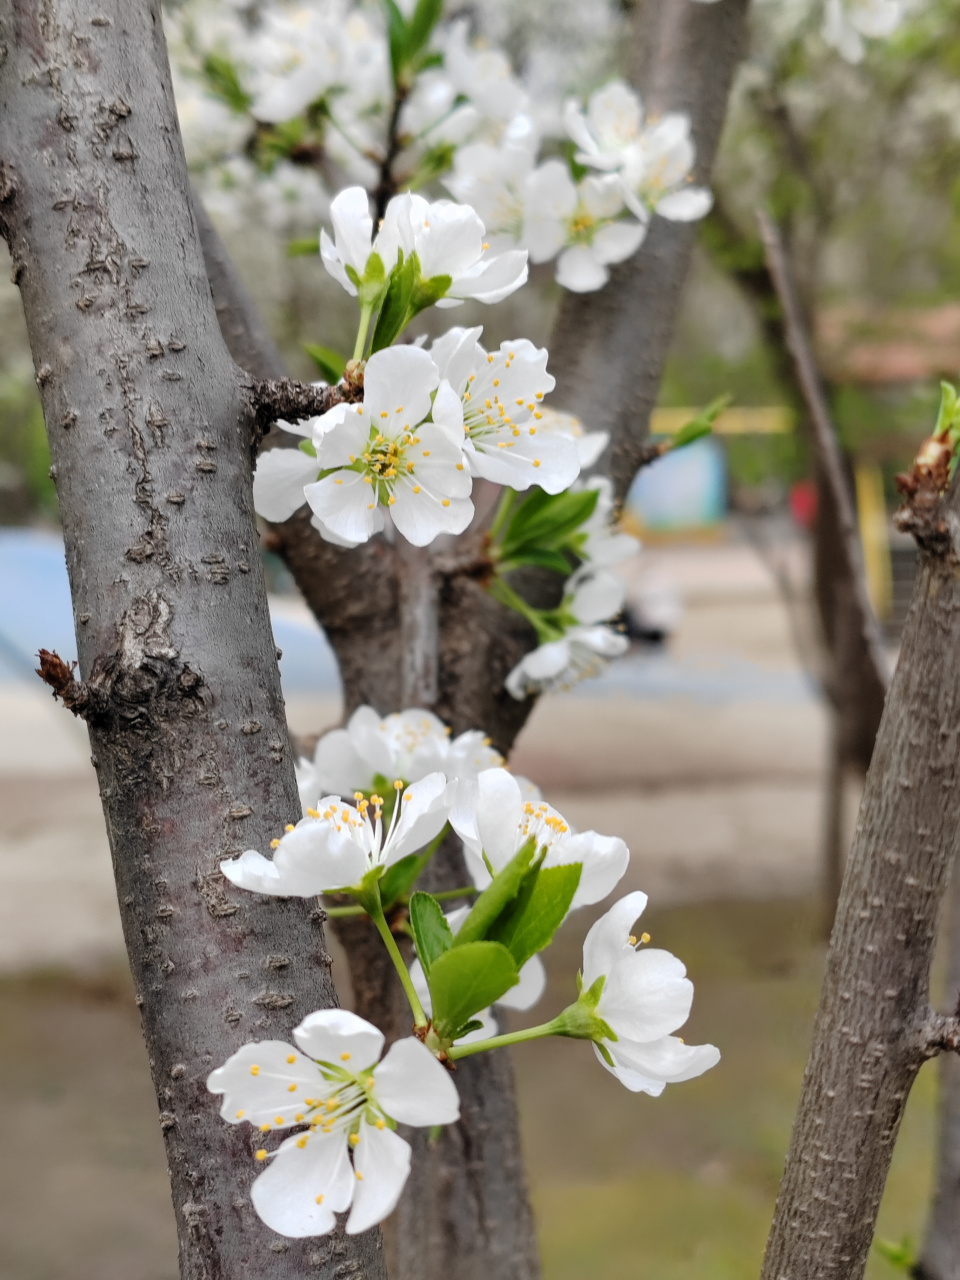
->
[315,1194,324,1204]
[354,791,365,801]
[356,1171,364,1181]
[396,406,403,413]
[493,378,500,387]
[482,241,490,250]
[270,839,280,849]
[349,1133,360,1147]
[250,1065,261,1076]
[380,410,389,418]
[533,460,541,468]
[286,1054,297,1064]
[442,498,451,507]
[487,354,494,363]
[295,1113,304,1122]
[259,1123,271,1132]
[536,391,544,400]
[288,1083,298,1092]
[641,932,651,944]
[235,1110,245,1119]
[326,1098,338,1110]
[341,1052,352,1061]
[529,427,536,435]
[388,494,396,505]
[275,1115,284,1125]
[255,1149,268,1161]
[297,1137,308,1148]
[307,808,319,818]
[285,823,295,832]
[422,450,430,457]
[534,411,543,419]
[376,1118,386,1129]
[394,779,404,790]
[628,935,637,946]
[413,485,421,494]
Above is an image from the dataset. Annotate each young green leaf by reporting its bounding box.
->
[409,892,454,974]
[489,863,582,969]
[287,237,321,258]
[369,253,418,352]
[500,487,600,559]
[304,344,347,384]
[202,52,252,113]
[380,0,409,83]
[428,941,519,1036]
[406,0,444,60]
[452,836,539,947]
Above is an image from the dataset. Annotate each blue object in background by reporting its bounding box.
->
[625,436,726,531]
[0,528,341,694]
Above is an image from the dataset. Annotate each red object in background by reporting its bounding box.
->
[789,479,818,528]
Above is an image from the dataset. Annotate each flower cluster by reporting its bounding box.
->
[212,704,719,1239]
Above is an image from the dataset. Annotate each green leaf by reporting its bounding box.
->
[453,1018,486,1039]
[298,439,317,458]
[288,237,321,258]
[377,853,421,908]
[406,0,444,60]
[499,487,600,560]
[668,394,731,450]
[357,251,388,309]
[428,941,519,1036]
[873,1236,916,1272]
[304,344,347,384]
[370,253,418,351]
[380,0,409,84]
[409,272,453,318]
[452,836,539,947]
[409,892,454,975]
[202,53,252,113]
[489,863,582,969]
[501,547,575,576]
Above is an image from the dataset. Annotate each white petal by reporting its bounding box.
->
[390,485,474,547]
[577,431,609,469]
[599,948,694,1042]
[305,472,385,547]
[608,1034,720,1085]
[570,570,625,624]
[432,380,466,434]
[346,1122,412,1235]
[417,200,485,280]
[655,187,713,222]
[475,768,524,872]
[581,891,648,991]
[207,1041,322,1129]
[220,849,285,896]
[293,1008,385,1070]
[430,326,483,393]
[386,773,452,862]
[547,831,629,909]
[331,186,375,276]
[448,250,529,304]
[497,954,546,1011]
[373,1038,461,1125]
[556,246,609,294]
[275,821,369,895]
[363,345,439,429]
[251,1129,353,1237]
[252,448,318,522]
[591,220,647,265]
[320,227,356,296]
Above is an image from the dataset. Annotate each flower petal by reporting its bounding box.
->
[609,1033,720,1086]
[251,1129,354,1237]
[474,768,524,872]
[373,1037,461,1125]
[547,831,629,909]
[655,187,713,222]
[497,953,546,1011]
[346,1122,412,1235]
[362,345,439,429]
[252,448,318,522]
[386,772,452,863]
[581,891,648,990]
[305,471,386,547]
[556,246,609,294]
[207,1041,323,1129]
[293,1008,385,1070]
[599,947,694,1042]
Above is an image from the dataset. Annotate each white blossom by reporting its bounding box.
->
[208,1008,459,1237]
[319,186,402,299]
[430,327,580,492]
[564,81,712,226]
[297,705,504,814]
[220,773,452,898]
[581,892,720,1094]
[451,767,629,910]
[534,407,609,470]
[504,570,629,698]
[821,0,905,62]
[305,346,474,548]
[576,476,641,568]
[440,20,529,123]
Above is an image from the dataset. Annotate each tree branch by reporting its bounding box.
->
[0,5,384,1276]
[757,209,892,694]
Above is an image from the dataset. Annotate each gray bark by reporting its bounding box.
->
[548,0,751,501]
[0,3,384,1277]
[915,862,960,1280]
[759,480,960,1276]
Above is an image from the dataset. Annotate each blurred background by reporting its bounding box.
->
[3,0,959,1276]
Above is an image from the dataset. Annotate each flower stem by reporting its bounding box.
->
[488,487,519,543]
[366,890,429,1028]
[353,303,374,361]
[430,886,477,902]
[447,1016,565,1061]
[488,575,562,642]
[323,903,367,918]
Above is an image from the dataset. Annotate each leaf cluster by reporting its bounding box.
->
[409,839,581,1043]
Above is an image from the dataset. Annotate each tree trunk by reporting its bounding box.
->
[915,859,960,1280]
[760,499,960,1276]
[0,3,384,1277]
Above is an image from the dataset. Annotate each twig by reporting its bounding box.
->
[756,208,893,693]
[244,373,363,457]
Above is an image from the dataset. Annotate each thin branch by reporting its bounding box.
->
[925,1012,960,1059]
[245,374,362,456]
[757,208,893,693]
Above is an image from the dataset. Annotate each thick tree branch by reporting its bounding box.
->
[760,468,960,1275]
[0,4,384,1276]
[548,0,752,503]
